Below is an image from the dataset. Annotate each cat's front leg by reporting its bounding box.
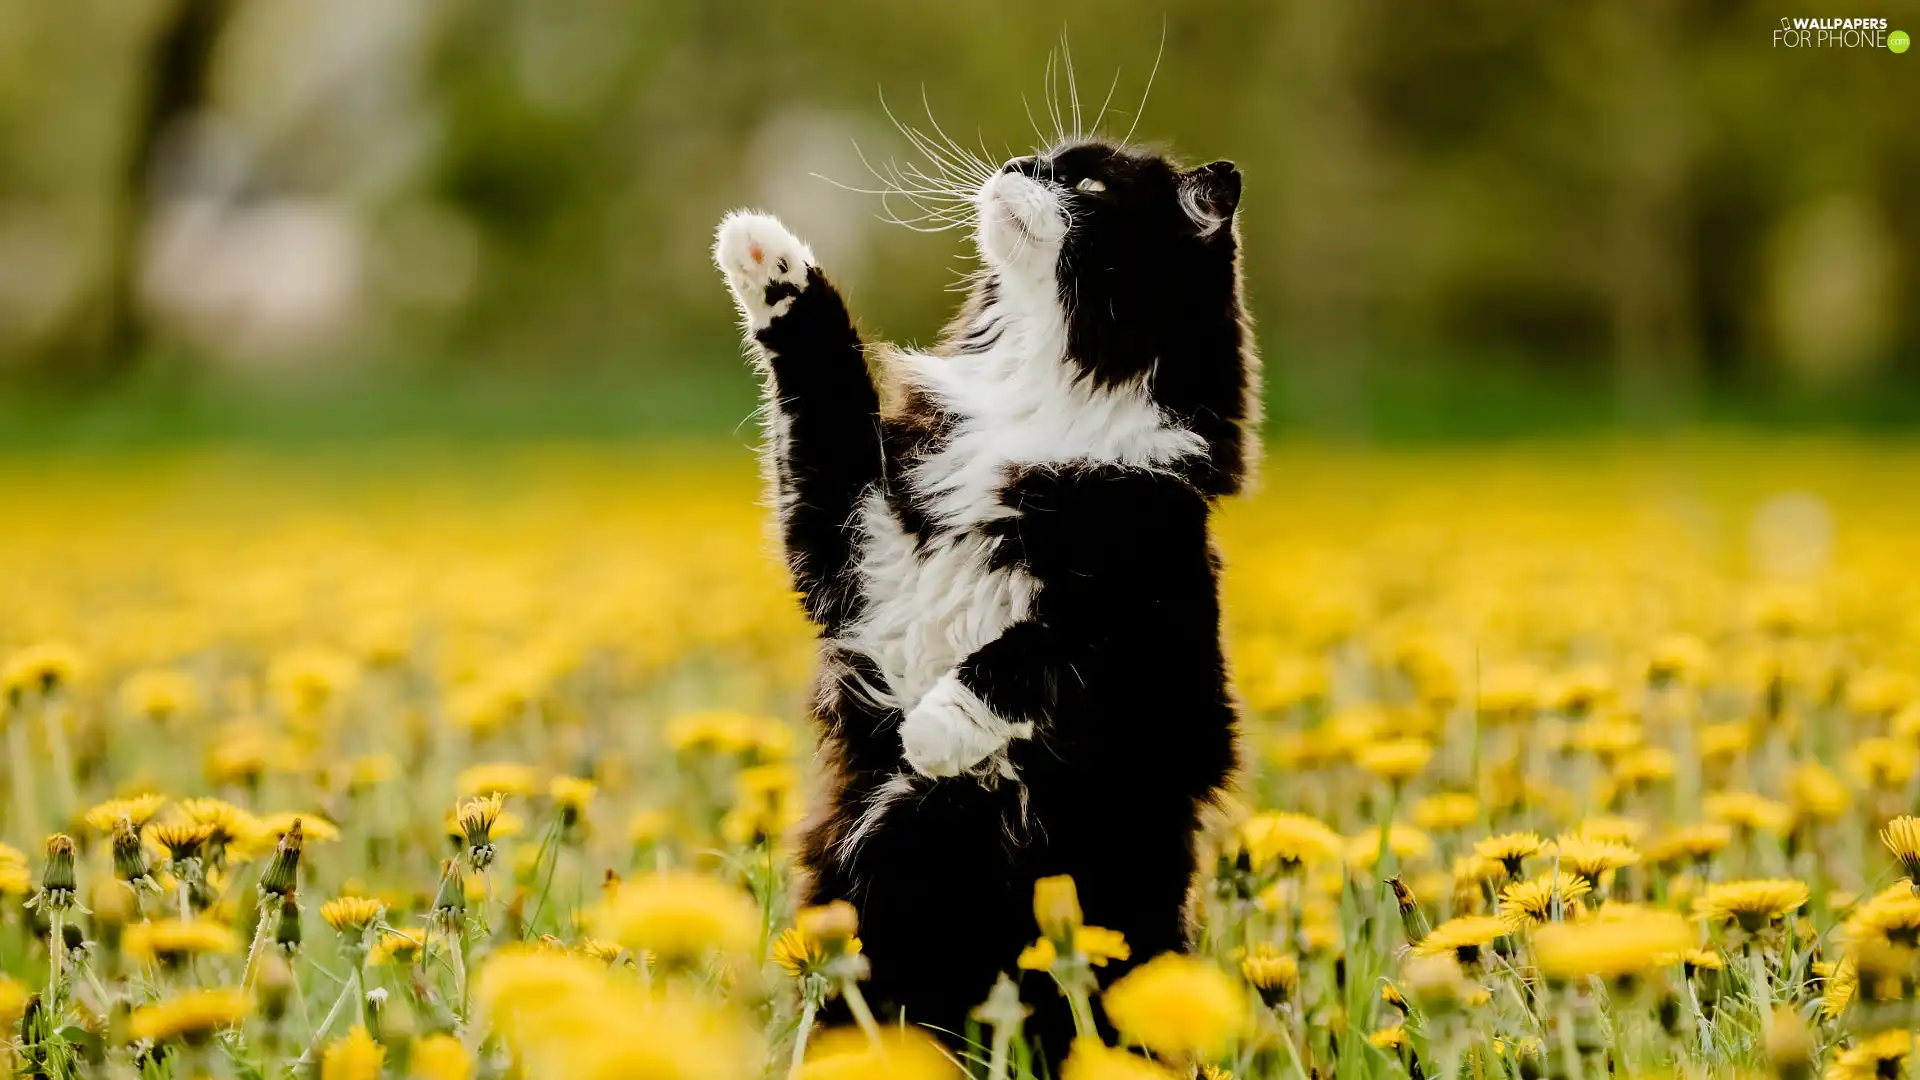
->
[899,671,1034,778]
[713,211,884,633]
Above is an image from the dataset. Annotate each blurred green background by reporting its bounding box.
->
[0,0,1914,447]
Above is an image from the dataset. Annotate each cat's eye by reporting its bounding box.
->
[1075,178,1107,194]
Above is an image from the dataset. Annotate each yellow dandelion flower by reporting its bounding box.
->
[1474,832,1547,877]
[1571,816,1648,846]
[409,1033,471,1080]
[1034,875,1084,937]
[1370,1026,1410,1050]
[1357,738,1434,783]
[1843,885,1920,953]
[2,642,85,697]
[122,919,238,965]
[1571,716,1643,758]
[1613,747,1677,787]
[1075,926,1131,966]
[1693,879,1810,932]
[1789,762,1851,823]
[1347,824,1435,870]
[1016,938,1057,971]
[1697,722,1754,761]
[664,710,759,755]
[118,669,200,721]
[1703,791,1792,833]
[588,871,757,964]
[1060,1038,1181,1080]
[1824,1029,1911,1080]
[128,988,250,1044]
[266,647,359,720]
[1645,823,1734,865]
[798,1026,958,1080]
[1237,811,1344,869]
[1881,816,1920,881]
[83,794,168,833]
[322,1025,385,1080]
[1414,915,1511,963]
[320,896,385,934]
[1663,947,1725,974]
[1101,953,1249,1058]
[550,776,597,813]
[1498,873,1592,927]
[1533,910,1690,981]
[257,812,340,844]
[1241,942,1299,1006]
[0,975,26,1031]
[1412,792,1479,831]
[623,810,671,849]
[1850,736,1920,790]
[456,762,540,797]
[149,821,215,863]
[1647,633,1710,685]
[1820,957,1857,1019]
[368,929,427,966]
[1549,834,1641,880]
[176,797,264,855]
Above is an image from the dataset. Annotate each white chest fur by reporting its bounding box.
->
[839,318,1205,712]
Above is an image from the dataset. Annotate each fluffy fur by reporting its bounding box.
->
[714,127,1258,1057]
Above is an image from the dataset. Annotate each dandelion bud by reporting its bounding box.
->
[365,987,389,1041]
[433,860,467,922]
[1388,875,1431,945]
[796,900,860,951]
[969,972,1032,1033]
[112,817,156,889]
[1033,875,1083,940]
[259,818,303,897]
[35,835,76,911]
[275,892,302,953]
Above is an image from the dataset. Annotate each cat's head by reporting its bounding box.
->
[961,136,1257,494]
[974,139,1244,387]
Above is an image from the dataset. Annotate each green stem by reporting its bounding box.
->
[46,908,65,1008]
[841,979,886,1049]
[240,898,272,999]
[296,970,358,1068]
[985,1017,1014,1080]
[787,999,818,1078]
[1064,982,1099,1042]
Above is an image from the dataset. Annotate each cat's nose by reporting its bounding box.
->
[1002,156,1040,177]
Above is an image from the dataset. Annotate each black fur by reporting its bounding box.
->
[733,136,1258,1061]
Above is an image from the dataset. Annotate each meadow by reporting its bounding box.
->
[3,440,1920,1080]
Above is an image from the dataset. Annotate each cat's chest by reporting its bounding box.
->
[847,482,1034,711]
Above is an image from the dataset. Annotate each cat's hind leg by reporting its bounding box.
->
[714,212,884,634]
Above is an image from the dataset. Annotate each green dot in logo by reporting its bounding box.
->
[1892,29,1912,53]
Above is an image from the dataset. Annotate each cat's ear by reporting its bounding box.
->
[1179,161,1241,237]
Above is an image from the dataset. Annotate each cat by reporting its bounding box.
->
[713,131,1258,1055]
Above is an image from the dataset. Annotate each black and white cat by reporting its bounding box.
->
[714,132,1258,1051]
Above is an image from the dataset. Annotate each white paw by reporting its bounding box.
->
[900,673,1028,779]
[713,210,815,329]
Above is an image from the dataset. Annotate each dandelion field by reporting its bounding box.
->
[5,441,1920,1080]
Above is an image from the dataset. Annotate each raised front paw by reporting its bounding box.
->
[713,210,816,330]
[900,673,1012,779]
